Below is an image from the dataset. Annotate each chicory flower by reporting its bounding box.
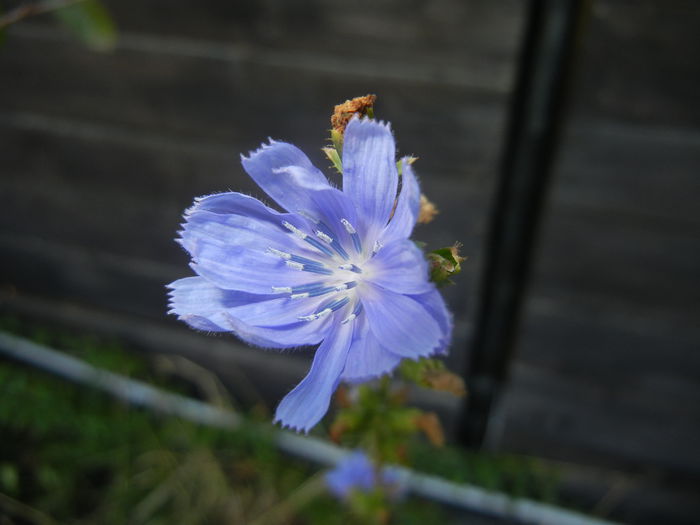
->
[168,117,452,432]
[325,450,404,500]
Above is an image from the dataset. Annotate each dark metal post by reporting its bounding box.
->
[459,0,587,446]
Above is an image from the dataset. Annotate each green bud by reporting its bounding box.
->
[428,243,465,286]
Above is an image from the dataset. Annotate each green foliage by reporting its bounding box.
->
[408,441,560,504]
[399,357,444,384]
[0,316,325,523]
[0,315,563,523]
[399,357,466,397]
[332,380,421,464]
[52,0,117,51]
[0,317,450,524]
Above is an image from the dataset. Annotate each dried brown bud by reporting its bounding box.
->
[423,369,467,397]
[329,421,348,443]
[331,94,377,134]
[414,412,445,447]
[334,384,352,408]
[418,194,439,224]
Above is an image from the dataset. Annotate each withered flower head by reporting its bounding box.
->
[331,94,377,134]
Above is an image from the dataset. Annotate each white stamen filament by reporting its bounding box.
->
[298,308,333,322]
[315,230,333,243]
[297,210,320,224]
[282,221,308,240]
[267,247,292,260]
[340,218,356,234]
[341,313,356,324]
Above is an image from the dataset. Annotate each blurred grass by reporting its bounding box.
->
[0,315,448,524]
[0,314,560,523]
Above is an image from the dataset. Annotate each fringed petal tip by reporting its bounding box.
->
[346,114,393,133]
[342,369,393,385]
[240,137,281,162]
[273,417,312,435]
[185,192,236,217]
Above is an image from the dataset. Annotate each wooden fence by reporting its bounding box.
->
[1,1,698,522]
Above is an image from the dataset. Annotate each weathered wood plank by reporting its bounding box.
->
[491,0,700,480]
[0,30,509,182]
[520,293,700,384]
[576,0,700,126]
[97,0,524,92]
[554,119,700,226]
[531,206,700,313]
[491,362,700,474]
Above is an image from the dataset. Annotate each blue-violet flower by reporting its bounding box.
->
[325,451,404,500]
[168,117,452,432]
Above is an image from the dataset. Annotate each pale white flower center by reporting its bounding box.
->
[267,217,382,323]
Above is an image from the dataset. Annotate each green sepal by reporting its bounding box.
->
[322,146,343,174]
[397,156,417,176]
[331,129,344,155]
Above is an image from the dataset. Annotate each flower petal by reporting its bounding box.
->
[342,118,398,238]
[168,276,332,347]
[326,451,375,498]
[365,239,433,295]
[379,158,421,244]
[168,276,327,327]
[306,187,361,256]
[359,283,442,359]
[180,207,328,294]
[409,288,453,356]
[241,140,331,214]
[274,320,354,432]
[225,314,329,348]
[341,314,402,383]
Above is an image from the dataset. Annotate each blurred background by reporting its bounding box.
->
[0,0,698,523]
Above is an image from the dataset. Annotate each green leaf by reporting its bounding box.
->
[398,357,444,384]
[0,463,18,494]
[52,0,117,51]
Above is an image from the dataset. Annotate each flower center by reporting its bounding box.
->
[268,217,379,324]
